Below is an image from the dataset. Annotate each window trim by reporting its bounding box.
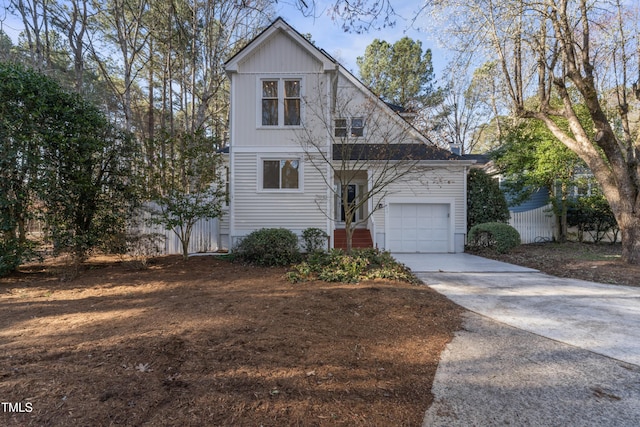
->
[257,155,304,193]
[257,77,304,129]
[334,116,365,138]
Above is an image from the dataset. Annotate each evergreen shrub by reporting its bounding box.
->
[234,228,301,266]
[468,222,521,253]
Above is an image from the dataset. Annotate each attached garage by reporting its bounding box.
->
[387,203,451,253]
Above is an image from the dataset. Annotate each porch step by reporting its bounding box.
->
[334,229,373,250]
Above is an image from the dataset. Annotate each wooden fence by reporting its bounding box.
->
[132,204,221,255]
[509,205,555,244]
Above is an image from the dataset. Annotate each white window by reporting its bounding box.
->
[262,159,300,190]
[334,117,364,137]
[261,80,279,126]
[260,78,302,127]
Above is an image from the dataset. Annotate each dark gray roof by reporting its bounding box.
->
[333,143,460,161]
[462,153,490,165]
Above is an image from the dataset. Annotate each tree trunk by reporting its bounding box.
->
[345,225,353,254]
[619,213,640,264]
[180,225,191,260]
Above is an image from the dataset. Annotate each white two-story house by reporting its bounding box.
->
[223,17,474,253]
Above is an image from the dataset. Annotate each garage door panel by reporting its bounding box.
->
[388,203,450,253]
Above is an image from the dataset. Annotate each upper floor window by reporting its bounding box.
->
[284,80,301,125]
[261,78,301,127]
[334,117,364,137]
[262,80,279,126]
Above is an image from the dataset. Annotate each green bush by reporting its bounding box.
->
[0,239,23,277]
[467,169,511,230]
[301,227,328,253]
[468,222,521,253]
[567,195,618,243]
[287,248,418,284]
[234,228,301,266]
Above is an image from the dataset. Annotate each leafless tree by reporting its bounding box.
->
[298,80,452,252]
[415,0,640,264]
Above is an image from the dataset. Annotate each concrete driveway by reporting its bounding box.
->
[393,253,640,426]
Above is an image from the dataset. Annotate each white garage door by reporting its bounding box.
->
[388,203,450,253]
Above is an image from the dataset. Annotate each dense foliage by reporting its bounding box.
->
[357,37,435,109]
[288,248,418,284]
[467,169,510,231]
[467,222,521,254]
[234,228,302,267]
[492,117,589,241]
[301,227,329,253]
[0,62,141,273]
[567,195,619,243]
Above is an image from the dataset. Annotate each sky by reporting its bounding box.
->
[275,0,450,79]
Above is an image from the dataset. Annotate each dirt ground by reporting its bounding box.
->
[0,255,462,426]
[2,242,636,426]
[473,241,640,287]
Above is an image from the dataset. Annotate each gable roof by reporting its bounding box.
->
[225,17,337,73]
[225,17,469,164]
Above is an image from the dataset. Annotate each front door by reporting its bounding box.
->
[340,184,358,222]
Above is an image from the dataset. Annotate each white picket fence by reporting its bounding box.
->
[509,205,555,244]
[132,203,221,255]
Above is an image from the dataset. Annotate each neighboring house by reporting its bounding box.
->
[505,187,555,244]
[466,155,555,244]
[221,17,475,253]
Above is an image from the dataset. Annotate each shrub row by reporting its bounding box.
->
[233,227,417,284]
[287,248,418,284]
[233,227,330,267]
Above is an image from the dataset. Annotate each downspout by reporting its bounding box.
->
[327,64,339,248]
[226,68,236,250]
[463,165,469,251]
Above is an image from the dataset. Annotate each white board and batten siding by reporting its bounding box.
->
[228,29,332,245]
[237,30,326,75]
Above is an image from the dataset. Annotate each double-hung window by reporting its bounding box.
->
[261,80,279,126]
[262,159,300,190]
[334,117,364,137]
[260,78,301,127]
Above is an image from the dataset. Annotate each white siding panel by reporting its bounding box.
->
[373,166,467,232]
[233,74,328,149]
[239,31,323,73]
[232,152,327,237]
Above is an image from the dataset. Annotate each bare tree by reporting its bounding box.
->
[411,0,640,264]
[48,0,93,92]
[90,0,150,132]
[10,0,50,69]
[298,81,451,252]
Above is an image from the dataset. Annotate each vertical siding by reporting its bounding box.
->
[232,73,327,148]
[509,205,555,243]
[132,203,221,255]
[239,31,324,73]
